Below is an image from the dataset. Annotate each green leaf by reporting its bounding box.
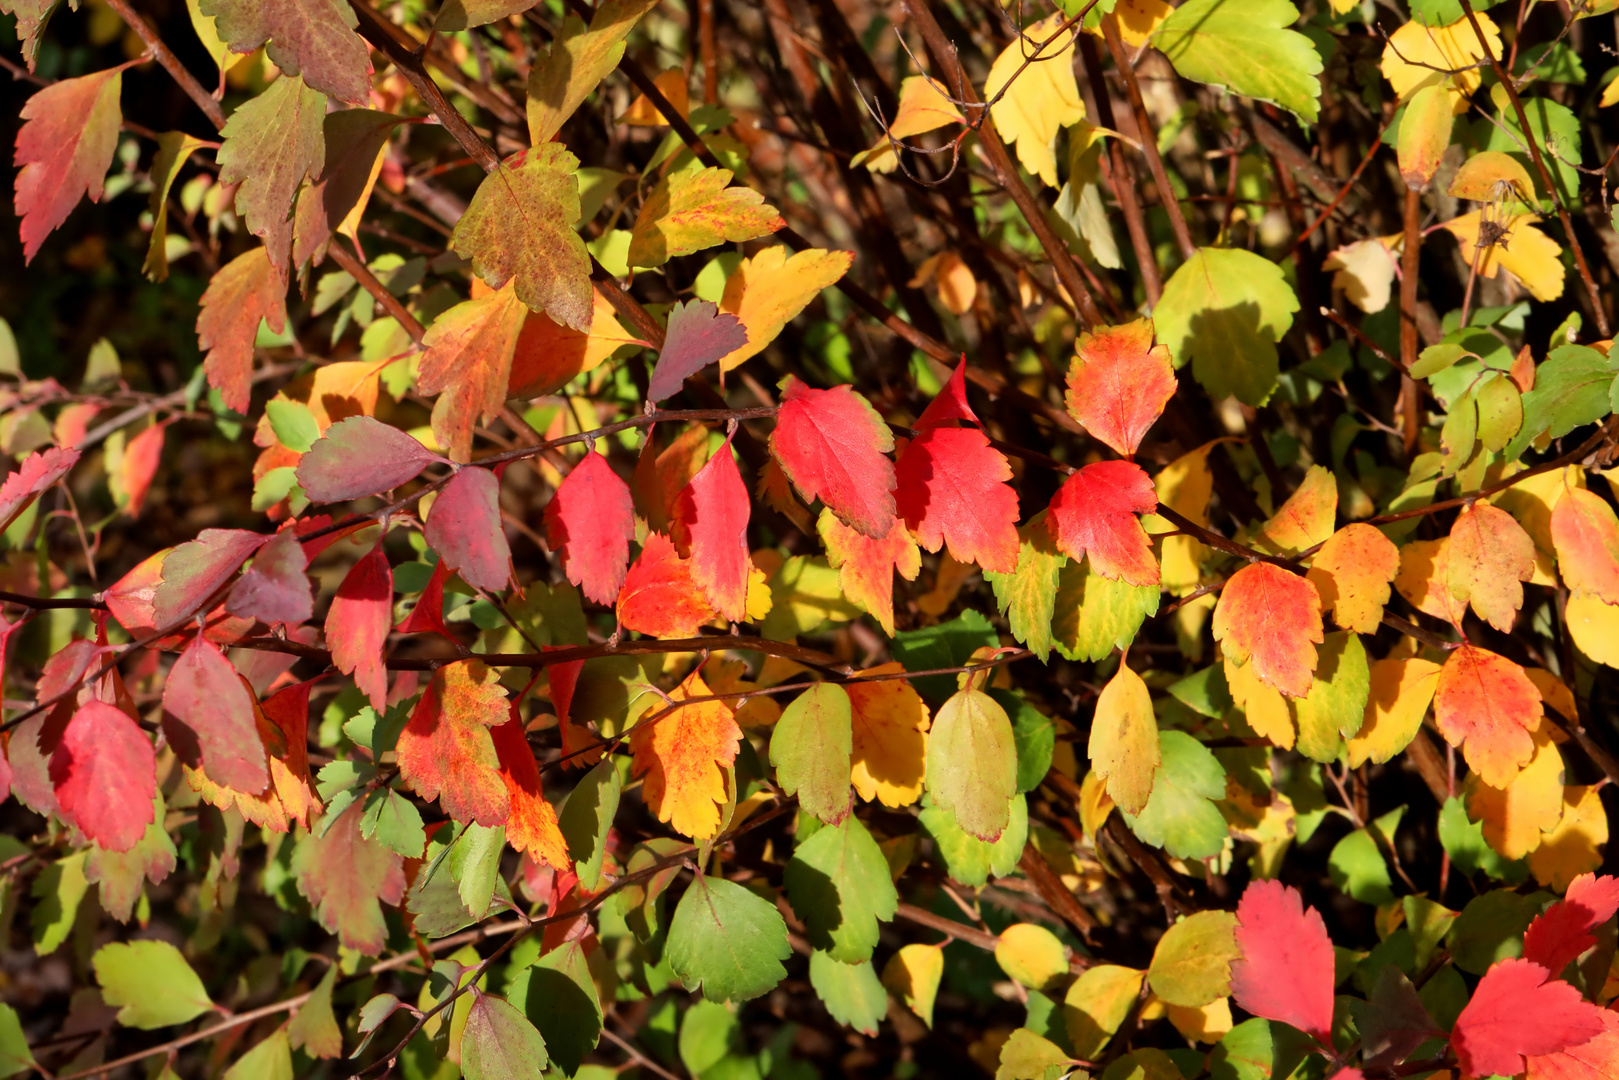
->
[1409,0,1505,23]
[984,510,1068,662]
[784,814,898,963]
[216,73,326,267]
[0,1004,35,1080]
[1505,344,1617,460]
[508,939,602,1075]
[1485,87,1581,207]
[1120,731,1228,858]
[559,757,622,891]
[679,999,743,1076]
[919,793,1029,888]
[1292,631,1370,763]
[1153,0,1323,123]
[891,608,999,702]
[1437,796,1527,883]
[1155,247,1300,407]
[991,688,1056,794]
[1102,1048,1185,1080]
[770,682,854,823]
[451,144,593,331]
[265,398,321,454]
[31,851,88,955]
[223,1029,292,1080]
[996,1027,1074,1080]
[94,940,214,1029]
[667,874,792,1002]
[360,787,427,859]
[808,951,887,1035]
[1402,895,1457,970]
[1446,889,1539,974]
[462,992,548,1080]
[926,686,1018,841]
[1475,373,1523,453]
[287,964,342,1059]
[1051,555,1159,662]
[1328,827,1393,904]
[1147,910,1239,1007]
[450,822,507,919]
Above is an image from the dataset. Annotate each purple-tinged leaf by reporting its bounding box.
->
[425,467,511,594]
[226,529,313,626]
[162,637,269,793]
[296,416,439,502]
[647,299,748,402]
[151,528,269,627]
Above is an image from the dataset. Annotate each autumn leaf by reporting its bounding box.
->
[424,467,511,595]
[50,701,156,853]
[1212,562,1323,699]
[1433,644,1543,789]
[200,0,371,103]
[510,289,648,399]
[672,436,751,622]
[226,529,312,626]
[526,0,659,144]
[1522,872,1619,976]
[817,511,920,636]
[985,15,1085,188]
[0,446,79,535]
[293,802,406,955]
[1450,150,1537,203]
[1467,728,1564,859]
[1323,235,1401,314]
[116,422,166,518]
[629,668,741,839]
[1253,466,1338,557]
[1089,662,1159,815]
[1447,502,1535,632]
[1551,485,1619,603]
[14,67,122,264]
[150,527,266,627]
[1347,657,1442,768]
[544,450,636,606]
[716,246,853,372]
[297,415,438,503]
[620,66,689,124]
[851,75,964,172]
[633,423,710,534]
[1380,11,1502,110]
[196,246,288,415]
[1526,1012,1619,1080]
[1397,83,1453,192]
[1450,958,1607,1078]
[217,73,325,268]
[1529,786,1609,892]
[451,145,592,331]
[616,532,719,638]
[1307,523,1400,633]
[290,109,404,268]
[417,284,531,462]
[396,659,512,827]
[163,637,269,793]
[771,377,897,537]
[770,682,854,823]
[1046,460,1160,588]
[847,664,930,808]
[984,511,1067,662]
[628,166,782,267]
[926,686,1017,841]
[1064,319,1177,457]
[1229,879,1335,1045]
[325,543,393,713]
[646,300,747,402]
[1394,537,1470,626]
[909,252,977,316]
[1442,212,1566,303]
[490,713,569,870]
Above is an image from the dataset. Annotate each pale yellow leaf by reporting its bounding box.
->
[1347,657,1441,768]
[1323,236,1400,314]
[1225,656,1294,750]
[1466,727,1564,859]
[996,923,1069,991]
[986,15,1086,188]
[1565,592,1619,667]
[1442,211,1566,302]
[853,76,965,173]
[1380,13,1503,111]
[882,943,944,1027]
[1527,785,1608,891]
[1449,149,1536,203]
[1089,662,1159,816]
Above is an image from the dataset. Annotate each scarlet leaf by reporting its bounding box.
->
[817,510,920,636]
[1526,1011,1619,1080]
[260,678,320,829]
[894,426,1019,574]
[417,285,530,462]
[0,445,78,534]
[490,711,570,870]
[226,530,312,626]
[629,668,741,839]
[216,73,325,268]
[1063,319,1176,457]
[396,557,456,638]
[672,436,751,622]
[119,422,165,518]
[771,376,897,537]
[1450,958,1607,1078]
[196,247,288,414]
[396,659,511,827]
[1447,502,1535,632]
[1522,873,1619,975]
[543,451,635,606]
[14,68,121,263]
[1212,562,1324,698]
[1551,486,1619,603]
[49,701,156,853]
[162,637,269,793]
[1433,644,1543,789]
[1046,460,1160,588]
[633,423,710,534]
[325,542,392,713]
[424,467,511,594]
[647,300,748,402]
[616,532,718,638]
[1229,879,1335,1044]
[199,0,372,104]
[293,803,406,956]
[296,416,438,502]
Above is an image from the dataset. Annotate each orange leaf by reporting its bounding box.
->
[629,668,741,839]
[1253,465,1338,557]
[418,283,530,462]
[1394,537,1469,626]
[1551,486,1619,604]
[490,711,570,870]
[632,423,709,535]
[508,288,647,399]
[847,663,931,808]
[1212,562,1323,698]
[196,247,288,415]
[1063,318,1176,457]
[818,511,921,636]
[1434,644,1543,789]
[1447,503,1535,632]
[1046,460,1160,588]
[616,532,718,638]
[1307,523,1401,633]
[15,68,122,263]
[396,659,511,826]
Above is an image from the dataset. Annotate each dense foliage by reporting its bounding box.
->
[1,0,1618,1078]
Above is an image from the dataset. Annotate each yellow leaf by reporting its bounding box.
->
[1065,965,1143,1059]
[1308,523,1401,634]
[1347,657,1441,768]
[1397,83,1454,191]
[909,251,977,316]
[627,668,741,839]
[986,15,1086,188]
[1528,785,1608,891]
[1524,667,1578,727]
[882,943,944,1027]
[1145,441,1216,596]
[1394,537,1469,626]
[995,923,1069,991]
[1441,211,1566,302]
[1112,0,1174,46]
[1226,657,1294,750]
[1495,464,1584,556]
[717,247,854,372]
[1327,0,1358,12]
[1602,71,1619,108]
[620,67,689,125]
[1166,998,1233,1044]
[852,75,965,173]
[1380,12,1503,112]
[1449,149,1536,203]
[1089,663,1160,815]
[1323,235,1401,314]
[1252,464,1338,556]
[847,663,930,808]
[1466,727,1565,859]
[1079,770,1114,839]
[1565,592,1619,667]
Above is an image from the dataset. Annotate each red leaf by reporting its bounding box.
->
[1064,318,1177,457]
[296,415,437,503]
[0,445,79,534]
[260,677,320,828]
[647,299,748,401]
[424,466,511,594]
[632,423,709,534]
[151,528,269,627]
[396,557,456,638]
[119,422,166,518]
[1212,562,1324,699]
[14,68,122,263]
[543,450,635,606]
[1526,1010,1619,1080]
[673,435,751,622]
[1433,644,1543,789]
[326,542,392,713]
[1046,460,1160,587]
[550,655,597,769]
[1451,958,1607,1078]
[226,529,312,626]
[617,532,718,638]
[490,709,569,870]
[913,359,980,430]
[396,659,511,826]
[894,427,1019,574]
[1523,873,1619,975]
[770,376,897,537]
[162,637,269,793]
[293,802,406,956]
[49,700,155,852]
[196,246,287,415]
[1230,879,1336,1044]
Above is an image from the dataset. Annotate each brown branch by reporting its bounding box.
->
[327,240,427,343]
[1400,187,1422,453]
[1077,30,1161,304]
[1100,14,1195,259]
[1018,841,1098,941]
[0,590,106,610]
[101,0,226,130]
